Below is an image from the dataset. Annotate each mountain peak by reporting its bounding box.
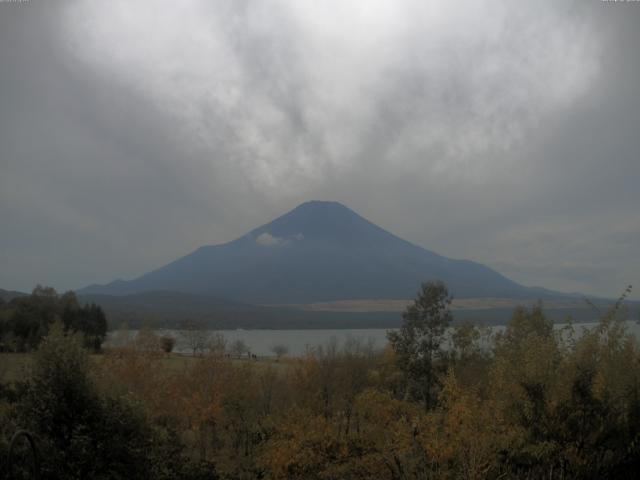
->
[283,200,358,222]
[251,200,388,246]
[293,200,351,211]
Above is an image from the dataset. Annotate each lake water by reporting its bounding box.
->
[106,321,640,357]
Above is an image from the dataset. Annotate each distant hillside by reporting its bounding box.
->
[77,290,610,330]
[77,290,404,329]
[3,287,631,330]
[0,288,28,302]
[79,201,567,303]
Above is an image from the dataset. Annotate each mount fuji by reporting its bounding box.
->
[79,201,558,303]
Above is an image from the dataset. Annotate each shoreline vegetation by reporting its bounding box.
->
[1,282,639,478]
[5,286,631,333]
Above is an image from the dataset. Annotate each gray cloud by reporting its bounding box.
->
[1,0,639,299]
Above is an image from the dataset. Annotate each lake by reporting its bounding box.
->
[106,321,640,357]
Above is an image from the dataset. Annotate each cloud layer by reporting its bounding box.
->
[64,0,600,187]
[1,0,639,298]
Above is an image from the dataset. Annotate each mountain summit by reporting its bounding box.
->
[80,201,548,303]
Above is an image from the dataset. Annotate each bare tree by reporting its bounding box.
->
[230,339,249,359]
[270,344,289,359]
[207,332,227,357]
[180,320,211,356]
[134,325,161,354]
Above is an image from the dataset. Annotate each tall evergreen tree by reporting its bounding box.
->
[387,280,453,410]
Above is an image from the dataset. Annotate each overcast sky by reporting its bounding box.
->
[1,0,639,300]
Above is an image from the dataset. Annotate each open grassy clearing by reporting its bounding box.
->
[0,351,293,385]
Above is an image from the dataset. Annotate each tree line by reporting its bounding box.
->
[1,281,639,479]
[0,285,107,352]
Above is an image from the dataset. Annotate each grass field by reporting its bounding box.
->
[0,351,291,386]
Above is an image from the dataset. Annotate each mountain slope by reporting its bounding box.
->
[0,288,29,302]
[79,201,555,302]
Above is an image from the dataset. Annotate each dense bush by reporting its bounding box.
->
[160,335,176,354]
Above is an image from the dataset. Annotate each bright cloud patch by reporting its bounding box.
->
[256,233,286,247]
[255,232,304,246]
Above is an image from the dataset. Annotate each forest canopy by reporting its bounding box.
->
[0,285,107,352]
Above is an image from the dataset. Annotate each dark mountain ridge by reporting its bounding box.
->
[0,288,29,302]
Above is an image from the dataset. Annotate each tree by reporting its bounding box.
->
[230,339,249,359]
[4,287,107,352]
[16,322,158,478]
[9,286,58,351]
[78,302,108,352]
[134,326,161,354]
[180,320,211,357]
[160,335,176,353]
[207,332,227,357]
[450,320,482,360]
[270,344,289,359]
[387,280,452,410]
